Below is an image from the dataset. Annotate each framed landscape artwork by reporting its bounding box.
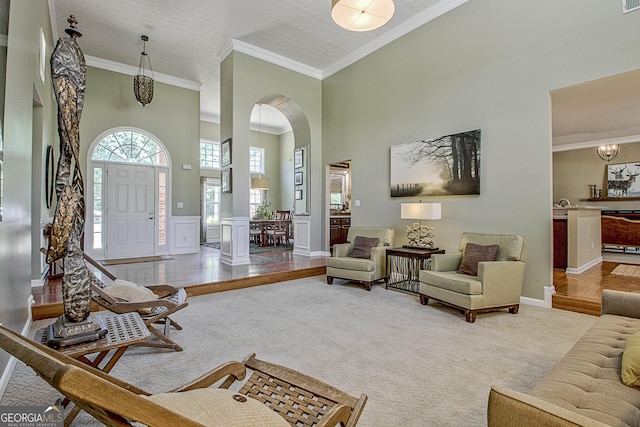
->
[606,162,640,198]
[294,148,303,168]
[390,129,481,197]
[221,168,232,193]
[294,171,303,185]
[221,138,232,167]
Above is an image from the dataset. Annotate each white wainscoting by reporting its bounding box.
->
[293,216,311,256]
[219,217,251,265]
[170,216,201,254]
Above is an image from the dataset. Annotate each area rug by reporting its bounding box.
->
[101,255,174,266]
[1,276,596,426]
[611,264,640,277]
[202,241,292,254]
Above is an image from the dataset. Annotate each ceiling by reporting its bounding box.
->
[50,0,466,134]
[551,68,640,151]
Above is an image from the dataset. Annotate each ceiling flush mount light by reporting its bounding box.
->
[597,144,620,162]
[133,35,154,106]
[331,0,395,32]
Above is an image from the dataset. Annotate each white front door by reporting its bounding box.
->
[106,164,155,259]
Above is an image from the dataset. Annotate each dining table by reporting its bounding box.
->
[250,219,291,246]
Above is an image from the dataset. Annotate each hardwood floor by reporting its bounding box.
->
[552,252,640,316]
[32,246,327,320]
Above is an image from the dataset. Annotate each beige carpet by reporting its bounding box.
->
[101,255,174,266]
[611,264,640,277]
[1,276,597,426]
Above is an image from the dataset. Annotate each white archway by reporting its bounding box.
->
[86,127,172,260]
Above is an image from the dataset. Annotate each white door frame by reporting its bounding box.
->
[85,127,172,260]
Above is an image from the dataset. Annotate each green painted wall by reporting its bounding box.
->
[79,67,201,216]
[0,0,56,373]
[322,0,640,299]
[554,141,640,208]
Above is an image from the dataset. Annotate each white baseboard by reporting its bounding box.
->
[565,257,602,275]
[520,285,555,308]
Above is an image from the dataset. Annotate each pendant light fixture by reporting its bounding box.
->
[331,0,395,32]
[596,144,620,162]
[133,35,154,106]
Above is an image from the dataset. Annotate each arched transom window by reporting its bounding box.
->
[92,130,167,165]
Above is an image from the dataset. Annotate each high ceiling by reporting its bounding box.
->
[51,0,466,133]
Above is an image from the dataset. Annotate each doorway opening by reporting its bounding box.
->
[327,161,351,251]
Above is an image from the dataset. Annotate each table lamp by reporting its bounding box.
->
[401,202,441,249]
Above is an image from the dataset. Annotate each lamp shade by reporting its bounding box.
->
[251,177,270,190]
[331,0,395,32]
[401,202,441,220]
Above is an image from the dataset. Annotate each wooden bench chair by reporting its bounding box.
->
[0,324,367,426]
[82,253,188,352]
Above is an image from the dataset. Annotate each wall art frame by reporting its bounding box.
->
[295,189,303,200]
[390,129,481,197]
[294,148,303,168]
[294,171,303,185]
[221,138,232,167]
[606,162,640,198]
[221,168,232,193]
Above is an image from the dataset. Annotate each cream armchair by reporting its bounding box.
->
[326,227,394,291]
[418,232,527,322]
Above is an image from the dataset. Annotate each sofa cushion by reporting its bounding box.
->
[622,330,640,387]
[327,256,375,272]
[144,388,289,426]
[457,243,499,276]
[350,236,379,259]
[529,314,640,426]
[419,270,483,295]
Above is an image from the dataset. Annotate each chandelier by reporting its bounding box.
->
[331,0,395,32]
[133,35,154,106]
[596,144,620,162]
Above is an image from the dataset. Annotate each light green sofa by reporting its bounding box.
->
[418,232,527,322]
[326,227,394,291]
[488,290,640,426]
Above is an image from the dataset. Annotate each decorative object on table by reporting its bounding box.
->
[133,35,154,106]
[47,16,106,346]
[390,129,480,197]
[221,137,232,167]
[252,200,272,220]
[606,162,640,198]
[294,148,303,168]
[294,171,303,185]
[589,184,598,199]
[596,144,620,162]
[331,0,395,32]
[400,202,441,249]
[221,168,232,193]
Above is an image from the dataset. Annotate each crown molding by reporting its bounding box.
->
[322,0,469,78]
[219,38,323,80]
[552,135,640,152]
[85,55,202,91]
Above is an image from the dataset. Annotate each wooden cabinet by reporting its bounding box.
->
[330,217,350,248]
[553,218,567,269]
[601,210,640,250]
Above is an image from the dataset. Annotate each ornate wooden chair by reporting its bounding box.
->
[0,324,367,427]
[265,210,292,246]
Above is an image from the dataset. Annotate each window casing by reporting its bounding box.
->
[250,147,265,174]
[200,140,220,169]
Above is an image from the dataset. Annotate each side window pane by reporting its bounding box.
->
[200,141,220,169]
[249,147,264,174]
